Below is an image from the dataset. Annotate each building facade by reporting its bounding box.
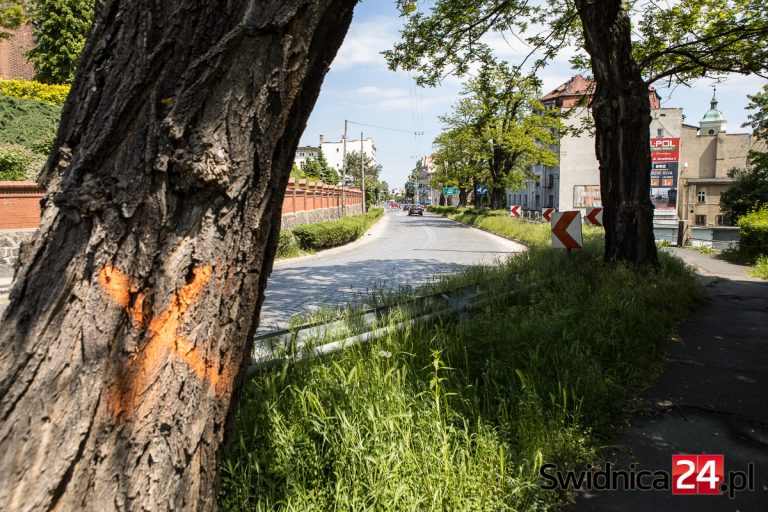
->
[319,134,376,176]
[678,94,766,235]
[294,146,319,169]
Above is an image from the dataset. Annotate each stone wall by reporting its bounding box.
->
[281,203,363,230]
[0,228,35,265]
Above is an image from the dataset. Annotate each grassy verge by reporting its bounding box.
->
[276,208,384,259]
[220,210,702,510]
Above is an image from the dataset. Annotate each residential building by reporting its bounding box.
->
[294,146,319,169]
[319,134,377,176]
[678,93,766,236]
[415,154,440,205]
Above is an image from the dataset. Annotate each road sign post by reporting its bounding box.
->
[510,204,521,218]
[551,211,583,252]
[585,207,604,227]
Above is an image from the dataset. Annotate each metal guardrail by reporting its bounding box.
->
[246,274,527,378]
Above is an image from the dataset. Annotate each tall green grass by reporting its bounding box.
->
[220,235,702,510]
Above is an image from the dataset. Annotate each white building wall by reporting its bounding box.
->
[294,146,319,169]
[321,137,377,174]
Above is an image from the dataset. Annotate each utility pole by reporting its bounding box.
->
[342,119,347,216]
[360,131,365,213]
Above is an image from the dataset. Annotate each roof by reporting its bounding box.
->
[541,75,662,109]
[541,75,593,103]
[701,92,726,123]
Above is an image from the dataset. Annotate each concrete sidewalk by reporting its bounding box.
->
[569,249,768,510]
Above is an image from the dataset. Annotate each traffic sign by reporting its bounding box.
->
[509,204,521,218]
[542,207,556,222]
[476,186,488,195]
[442,187,458,196]
[585,207,604,226]
[551,211,583,249]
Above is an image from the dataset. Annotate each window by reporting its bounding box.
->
[697,191,706,203]
[657,128,664,137]
[299,152,304,156]
[548,195,554,208]
[707,129,715,135]
[716,215,725,226]
[695,215,707,226]
[535,194,540,208]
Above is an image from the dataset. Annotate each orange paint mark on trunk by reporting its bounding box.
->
[98,264,236,419]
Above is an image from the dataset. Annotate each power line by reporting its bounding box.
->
[347,120,429,136]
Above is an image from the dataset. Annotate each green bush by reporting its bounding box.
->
[0,95,61,154]
[0,79,70,105]
[292,208,383,251]
[738,205,768,259]
[276,230,301,259]
[0,143,46,180]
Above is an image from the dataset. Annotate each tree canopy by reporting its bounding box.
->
[303,148,338,184]
[27,0,95,84]
[387,0,768,266]
[0,1,24,40]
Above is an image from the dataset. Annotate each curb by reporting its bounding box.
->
[273,211,390,268]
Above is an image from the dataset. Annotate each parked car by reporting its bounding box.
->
[408,204,424,216]
[402,203,411,211]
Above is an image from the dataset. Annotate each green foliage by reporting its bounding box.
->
[276,231,301,259]
[749,255,768,279]
[738,205,768,260]
[721,152,768,223]
[303,148,338,185]
[343,150,382,185]
[219,232,701,510]
[0,95,61,153]
[27,0,95,84]
[744,82,768,140]
[635,0,768,84]
[433,61,561,209]
[290,164,305,179]
[0,143,45,180]
[0,79,70,105]
[291,209,383,251]
[0,1,24,40]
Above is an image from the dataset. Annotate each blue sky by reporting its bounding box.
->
[300,2,767,191]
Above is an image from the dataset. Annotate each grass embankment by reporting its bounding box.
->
[276,208,384,259]
[720,206,768,279]
[220,208,702,510]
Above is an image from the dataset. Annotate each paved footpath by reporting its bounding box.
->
[570,248,768,511]
[257,209,524,332]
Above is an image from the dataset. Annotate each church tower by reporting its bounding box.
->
[699,90,727,135]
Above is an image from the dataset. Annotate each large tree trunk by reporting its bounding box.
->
[575,0,659,266]
[490,187,506,210]
[0,1,356,510]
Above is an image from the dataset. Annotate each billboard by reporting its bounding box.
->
[650,138,679,211]
[573,185,602,208]
[650,137,679,163]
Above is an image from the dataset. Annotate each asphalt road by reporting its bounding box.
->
[257,208,525,332]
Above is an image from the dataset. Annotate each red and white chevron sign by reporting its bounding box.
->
[542,207,556,222]
[585,207,604,227]
[510,204,521,218]
[551,211,583,249]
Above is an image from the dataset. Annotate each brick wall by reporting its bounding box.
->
[0,181,43,229]
[0,179,363,265]
[0,24,35,81]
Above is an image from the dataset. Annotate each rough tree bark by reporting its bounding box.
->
[575,0,659,266]
[0,0,356,510]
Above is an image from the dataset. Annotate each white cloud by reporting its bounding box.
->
[332,17,399,71]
